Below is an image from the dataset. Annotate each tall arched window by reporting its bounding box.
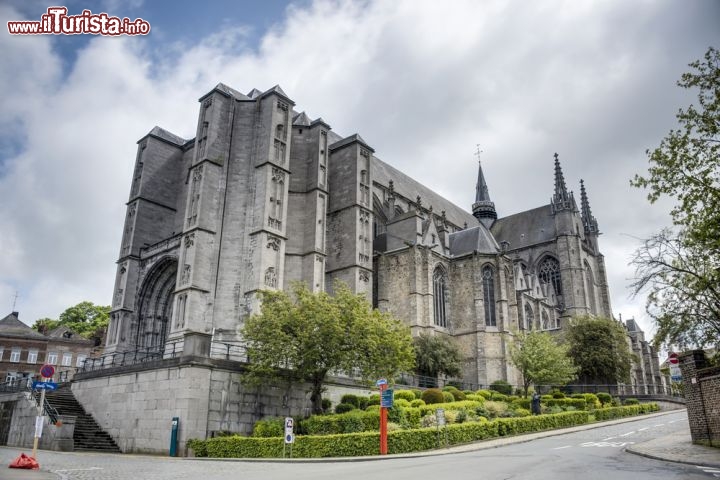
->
[542,311,550,330]
[483,266,496,326]
[433,266,448,328]
[538,256,562,298]
[584,261,597,315]
[524,304,534,331]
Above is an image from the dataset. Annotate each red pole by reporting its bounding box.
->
[379,384,388,455]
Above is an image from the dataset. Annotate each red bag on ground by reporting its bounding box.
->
[8,453,39,469]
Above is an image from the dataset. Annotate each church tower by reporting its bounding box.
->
[472,155,497,228]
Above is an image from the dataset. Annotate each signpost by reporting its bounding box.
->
[32,364,55,459]
[668,352,679,365]
[283,417,294,458]
[377,379,388,455]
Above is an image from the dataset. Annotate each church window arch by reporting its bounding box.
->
[537,256,562,298]
[584,260,597,315]
[433,266,448,328]
[482,265,497,327]
[542,310,550,330]
[134,257,177,353]
[524,303,534,331]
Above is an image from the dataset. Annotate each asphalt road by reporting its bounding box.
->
[1,411,714,480]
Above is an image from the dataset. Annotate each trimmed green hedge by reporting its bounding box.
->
[593,403,659,421]
[511,397,586,410]
[195,411,590,458]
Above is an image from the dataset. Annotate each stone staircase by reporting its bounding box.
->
[42,386,121,453]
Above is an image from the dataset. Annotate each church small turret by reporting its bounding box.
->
[580,179,599,234]
[472,149,497,228]
[550,153,577,213]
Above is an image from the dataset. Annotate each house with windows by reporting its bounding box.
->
[0,312,94,385]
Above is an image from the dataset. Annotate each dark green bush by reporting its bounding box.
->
[321,398,332,414]
[340,394,359,407]
[550,389,565,399]
[421,388,445,404]
[186,438,208,457]
[593,403,658,421]
[476,389,492,399]
[623,398,639,405]
[544,398,587,410]
[442,391,455,403]
[252,417,284,437]
[367,393,381,406]
[335,403,356,414]
[394,390,416,402]
[489,380,513,395]
[442,386,466,401]
[489,392,508,402]
[596,392,612,406]
[411,389,423,399]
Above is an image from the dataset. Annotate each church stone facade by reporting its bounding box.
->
[104,82,615,388]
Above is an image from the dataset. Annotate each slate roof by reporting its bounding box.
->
[0,312,47,340]
[148,126,186,147]
[329,133,374,153]
[372,157,479,230]
[491,204,557,250]
[449,226,500,257]
[293,111,312,126]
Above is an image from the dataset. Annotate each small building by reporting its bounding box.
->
[0,312,94,384]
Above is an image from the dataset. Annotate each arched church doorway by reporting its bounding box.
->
[133,257,177,353]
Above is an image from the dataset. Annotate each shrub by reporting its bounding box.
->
[544,398,587,410]
[394,390,416,402]
[489,380,513,395]
[513,408,532,417]
[550,389,565,399]
[365,405,380,412]
[442,392,455,403]
[410,399,426,407]
[335,403,356,414]
[476,389,492,399]
[340,394,359,407]
[593,403,659,421]
[193,411,590,458]
[394,399,411,408]
[541,395,553,400]
[442,386,466,401]
[623,398,639,405]
[489,392,508,402]
[411,389,423,399]
[596,392,612,406]
[321,398,332,414]
[252,417,284,438]
[357,396,369,410]
[483,400,508,418]
[465,394,486,403]
[367,394,381,406]
[302,410,379,435]
[421,388,445,404]
[455,409,468,423]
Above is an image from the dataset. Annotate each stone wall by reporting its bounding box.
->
[1,391,73,451]
[71,358,376,454]
[679,350,720,447]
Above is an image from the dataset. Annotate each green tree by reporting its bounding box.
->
[509,331,577,397]
[630,47,720,349]
[564,316,635,386]
[32,301,110,345]
[240,283,415,414]
[412,333,462,387]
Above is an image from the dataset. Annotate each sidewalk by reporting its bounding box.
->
[626,430,720,468]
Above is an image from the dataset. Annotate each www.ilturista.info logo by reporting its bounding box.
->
[7,6,151,36]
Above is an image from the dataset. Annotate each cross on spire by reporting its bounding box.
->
[11,291,19,312]
[472,144,497,226]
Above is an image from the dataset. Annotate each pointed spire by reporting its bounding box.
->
[471,146,497,227]
[580,179,599,234]
[550,153,577,213]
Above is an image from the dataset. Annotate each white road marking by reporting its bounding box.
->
[619,431,635,437]
[580,441,635,448]
[697,467,720,473]
[553,445,571,450]
[653,424,665,427]
[638,427,648,431]
[602,437,616,441]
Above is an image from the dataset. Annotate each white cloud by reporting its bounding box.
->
[1,0,717,339]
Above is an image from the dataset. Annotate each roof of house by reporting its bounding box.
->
[491,204,557,250]
[0,312,48,340]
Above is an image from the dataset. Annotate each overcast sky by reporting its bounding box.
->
[1,0,718,341]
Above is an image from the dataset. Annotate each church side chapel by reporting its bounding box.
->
[104,82,638,389]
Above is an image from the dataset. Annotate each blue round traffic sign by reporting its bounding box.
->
[40,364,55,378]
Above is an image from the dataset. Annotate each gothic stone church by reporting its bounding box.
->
[104,82,613,389]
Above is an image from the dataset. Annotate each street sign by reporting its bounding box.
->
[380,388,394,408]
[32,381,57,391]
[285,433,294,444]
[376,378,387,387]
[284,417,294,434]
[668,352,679,365]
[436,408,446,427]
[40,364,55,378]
